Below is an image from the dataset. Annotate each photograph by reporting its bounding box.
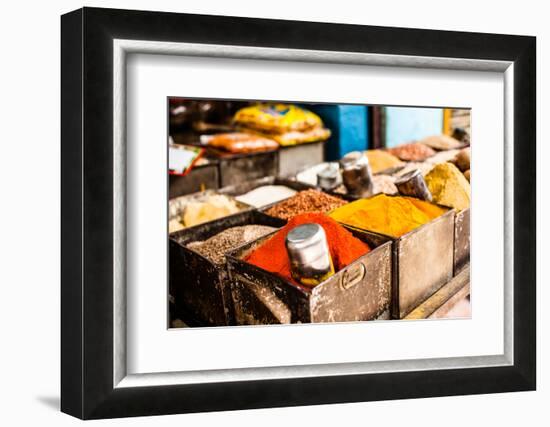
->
[168,99,472,327]
[56,6,537,420]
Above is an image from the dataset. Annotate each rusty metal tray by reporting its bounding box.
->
[226,228,392,325]
[169,210,287,327]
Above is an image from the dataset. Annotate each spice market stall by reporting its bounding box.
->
[168,101,472,327]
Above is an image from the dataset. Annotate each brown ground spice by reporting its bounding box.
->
[388,143,436,161]
[265,189,347,220]
[186,225,276,265]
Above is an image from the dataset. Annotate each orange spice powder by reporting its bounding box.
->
[245,212,371,287]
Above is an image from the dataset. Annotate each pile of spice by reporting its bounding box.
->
[365,149,404,173]
[329,193,447,238]
[169,218,186,234]
[265,189,347,221]
[417,134,463,151]
[183,194,241,228]
[186,225,277,265]
[425,163,471,211]
[388,142,436,161]
[235,185,297,208]
[245,213,371,287]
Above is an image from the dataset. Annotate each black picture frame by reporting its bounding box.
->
[61,7,536,419]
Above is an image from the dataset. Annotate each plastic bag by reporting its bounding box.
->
[205,132,278,153]
[271,127,331,146]
[234,103,323,133]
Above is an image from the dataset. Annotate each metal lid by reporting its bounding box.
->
[286,223,325,252]
[317,164,340,190]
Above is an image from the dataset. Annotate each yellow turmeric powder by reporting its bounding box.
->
[329,194,447,237]
[365,150,404,174]
[425,163,470,211]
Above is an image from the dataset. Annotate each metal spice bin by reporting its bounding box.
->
[169,161,219,199]
[169,210,286,326]
[342,209,456,319]
[217,151,278,187]
[454,207,470,274]
[226,228,392,325]
[277,140,325,177]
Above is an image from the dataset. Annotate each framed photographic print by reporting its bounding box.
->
[61,7,536,419]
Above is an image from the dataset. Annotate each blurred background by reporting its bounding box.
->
[168,98,470,198]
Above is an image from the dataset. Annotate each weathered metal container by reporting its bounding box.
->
[341,209,455,319]
[169,161,219,198]
[169,210,286,326]
[217,151,278,187]
[453,208,470,274]
[226,228,392,325]
[323,175,399,201]
[278,141,325,177]
[404,264,470,320]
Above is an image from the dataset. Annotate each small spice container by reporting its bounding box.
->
[454,207,470,274]
[330,195,455,319]
[316,164,341,191]
[226,229,392,325]
[340,151,374,197]
[328,175,399,200]
[286,223,335,285]
[169,210,286,326]
[394,169,433,201]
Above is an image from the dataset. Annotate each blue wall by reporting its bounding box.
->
[384,107,443,148]
[311,105,369,161]
[310,104,444,159]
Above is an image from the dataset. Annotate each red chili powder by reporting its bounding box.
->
[245,212,371,286]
